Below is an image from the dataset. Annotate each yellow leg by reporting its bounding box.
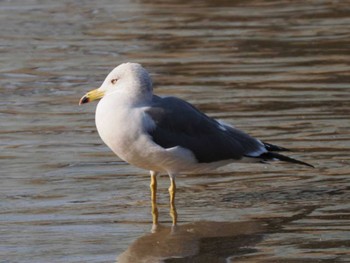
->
[168,176,177,226]
[150,171,158,229]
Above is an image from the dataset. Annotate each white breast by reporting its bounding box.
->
[96,95,166,171]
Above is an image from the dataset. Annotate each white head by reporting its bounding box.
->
[79,62,153,105]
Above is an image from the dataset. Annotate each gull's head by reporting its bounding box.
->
[79,62,152,105]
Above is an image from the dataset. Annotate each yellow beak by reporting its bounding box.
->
[79,89,105,105]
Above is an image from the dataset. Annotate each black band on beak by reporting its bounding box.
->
[79,95,89,105]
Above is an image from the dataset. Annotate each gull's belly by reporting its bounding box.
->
[98,127,189,173]
[111,133,165,171]
[96,113,199,173]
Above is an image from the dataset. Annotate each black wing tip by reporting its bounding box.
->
[260,152,314,168]
[262,142,290,152]
[290,158,315,168]
[262,142,314,168]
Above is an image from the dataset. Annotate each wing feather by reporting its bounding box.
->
[145,96,265,163]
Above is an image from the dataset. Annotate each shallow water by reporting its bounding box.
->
[1,0,349,262]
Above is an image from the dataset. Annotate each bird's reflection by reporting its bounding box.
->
[119,199,317,262]
[117,220,267,263]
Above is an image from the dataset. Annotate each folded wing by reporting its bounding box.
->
[145,96,266,163]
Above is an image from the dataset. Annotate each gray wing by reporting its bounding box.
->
[145,95,266,163]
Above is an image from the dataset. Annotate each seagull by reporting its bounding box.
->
[79,62,313,226]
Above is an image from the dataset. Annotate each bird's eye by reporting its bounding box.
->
[111,79,118,84]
